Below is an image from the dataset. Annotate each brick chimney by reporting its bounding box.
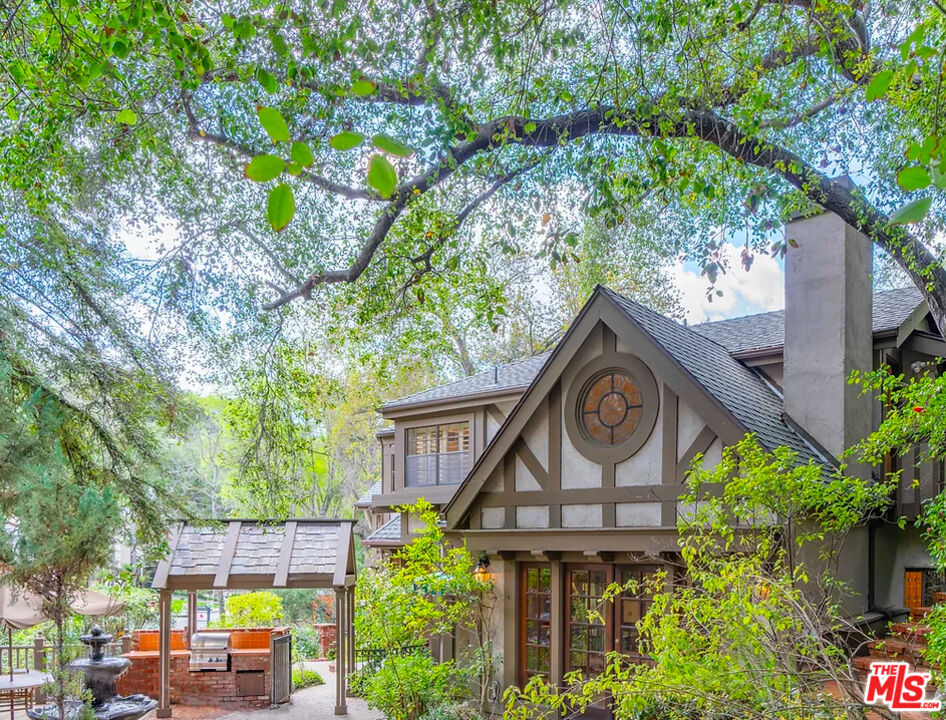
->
[783,207,873,466]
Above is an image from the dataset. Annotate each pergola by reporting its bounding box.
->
[151,519,357,716]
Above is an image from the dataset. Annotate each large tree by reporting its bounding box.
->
[2,0,943,335]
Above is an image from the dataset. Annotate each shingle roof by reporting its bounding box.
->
[690,286,925,354]
[363,515,402,546]
[382,352,552,410]
[384,289,927,410]
[354,481,382,509]
[601,287,832,467]
[153,519,355,589]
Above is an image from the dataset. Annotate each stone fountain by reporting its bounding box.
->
[28,626,157,720]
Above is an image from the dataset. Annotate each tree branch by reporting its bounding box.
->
[182,94,378,201]
[262,105,946,341]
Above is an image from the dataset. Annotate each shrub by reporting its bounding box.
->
[361,653,469,720]
[292,625,321,660]
[214,591,283,628]
[291,665,324,690]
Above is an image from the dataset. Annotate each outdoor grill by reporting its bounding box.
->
[188,631,231,672]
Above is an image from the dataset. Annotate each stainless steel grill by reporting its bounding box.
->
[189,631,230,672]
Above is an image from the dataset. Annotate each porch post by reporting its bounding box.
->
[346,585,355,679]
[334,587,347,715]
[157,590,172,718]
[187,590,197,647]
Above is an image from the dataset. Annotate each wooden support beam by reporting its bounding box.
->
[334,587,347,715]
[213,521,242,589]
[152,525,183,590]
[334,524,352,588]
[675,426,717,483]
[514,437,549,488]
[273,521,297,588]
[157,590,172,718]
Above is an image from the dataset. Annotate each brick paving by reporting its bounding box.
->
[133,662,380,720]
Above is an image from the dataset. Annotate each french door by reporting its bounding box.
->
[565,563,660,718]
[519,564,552,684]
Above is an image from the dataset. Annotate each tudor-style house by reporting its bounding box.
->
[361,207,944,696]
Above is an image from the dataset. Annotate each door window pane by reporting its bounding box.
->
[521,564,552,684]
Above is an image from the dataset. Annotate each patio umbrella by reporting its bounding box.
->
[0,585,126,680]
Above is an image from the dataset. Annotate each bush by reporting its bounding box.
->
[213,591,283,628]
[418,701,484,720]
[362,653,469,720]
[292,625,321,660]
[291,665,324,690]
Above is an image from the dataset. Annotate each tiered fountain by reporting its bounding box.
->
[28,626,157,720]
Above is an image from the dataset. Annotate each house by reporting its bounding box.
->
[361,207,944,696]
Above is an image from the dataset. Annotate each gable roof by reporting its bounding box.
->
[381,352,552,411]
[600,287,828,465]
[363,515,402,546]
[354,481,382,509]
[444,286,834,527]
[152,519,356,590]
[385,288,927,412]
[690,286,925,354]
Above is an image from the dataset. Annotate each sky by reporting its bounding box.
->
[674,241,785,324]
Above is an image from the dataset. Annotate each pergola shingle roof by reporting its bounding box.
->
[152,519,356,591]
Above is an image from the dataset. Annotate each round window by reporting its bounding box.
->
[564,353,659,464]
[580,371,643,446]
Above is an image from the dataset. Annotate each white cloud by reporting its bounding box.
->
[673,242,784,324]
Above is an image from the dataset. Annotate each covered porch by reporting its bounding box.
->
[151,519,357,716]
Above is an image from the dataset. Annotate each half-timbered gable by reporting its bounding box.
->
[444,286,829,550]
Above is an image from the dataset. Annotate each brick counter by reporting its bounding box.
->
[117,628,288,709]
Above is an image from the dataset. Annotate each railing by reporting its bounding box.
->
[1,637,128,675]
[355,643,429,674]
[0,645,34,675]
[405,451,470,487]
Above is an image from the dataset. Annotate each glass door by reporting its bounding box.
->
[519,564,551,685]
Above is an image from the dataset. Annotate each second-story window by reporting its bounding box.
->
[406,422,471,486]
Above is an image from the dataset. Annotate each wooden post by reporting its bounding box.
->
[157,590,172,718]
[334,587,347,715]
[33,636,45,704]
[187,591,197,647]
[345,586,355,672]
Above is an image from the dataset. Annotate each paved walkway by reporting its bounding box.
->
[220,663,380,720]
[137,662,380,720]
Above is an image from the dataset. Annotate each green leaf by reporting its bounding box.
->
[890,196,932,225]
[372,134,413,158]
[290,141,315,167]
[350,80,376,97]
[245,154,286,182]
[367,154,397,198]
[115,108,138,125]
[866,70,893,102]
[286,162,302,176]
[267,183,295,232]
[257,106,290,143]
[329,131,364,151]
[257,68,278,94]
[897,166,931,192]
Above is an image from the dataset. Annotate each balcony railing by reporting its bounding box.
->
[405,451,471,487]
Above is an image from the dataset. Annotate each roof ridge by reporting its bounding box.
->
[599,285,737,354]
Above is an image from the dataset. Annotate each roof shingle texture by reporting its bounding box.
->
[602,287,830,465]
[363,515,401,545]
[167,521,342,578]
[690,286,924,353]
[382,352,552,410]
[354,481,382,509]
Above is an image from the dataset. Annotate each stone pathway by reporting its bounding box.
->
[137,662,381,720]
[220,663,380,720]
